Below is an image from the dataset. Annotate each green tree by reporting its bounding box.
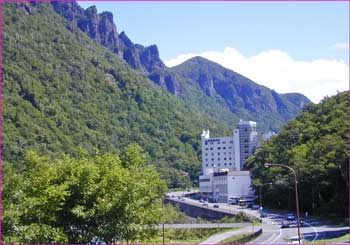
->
[246,92,348,217]
[3,146,167,243]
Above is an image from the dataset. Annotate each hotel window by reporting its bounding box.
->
[205,148,208,150]
[205,158,208,161]
[206,164,208,167]
[223,147,226,149]
[218,163,220,166]
[212,158,214,161]
[218,158,220,161]
[229,163,232,165]
[218,147,221,150]
[224,158,227,160]
[218,152,220,155]
[223,141,226,144]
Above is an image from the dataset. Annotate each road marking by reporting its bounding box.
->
[269,227,282,244]
[304,221,318,242]
[259,223,281,244]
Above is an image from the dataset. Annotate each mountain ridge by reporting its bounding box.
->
[51,2,311,133]
[51,1,181,95]
[171,56,311,132]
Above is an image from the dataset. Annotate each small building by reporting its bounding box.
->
[211,170,254,203]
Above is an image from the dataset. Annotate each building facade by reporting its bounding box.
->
[199,120,258,202]
[201,130,240,175]
[237,120,258,169]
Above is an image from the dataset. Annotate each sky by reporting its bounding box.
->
[78,1,349,103]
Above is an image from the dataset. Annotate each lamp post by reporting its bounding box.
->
[264,163,301,245]
[259,182,272,211]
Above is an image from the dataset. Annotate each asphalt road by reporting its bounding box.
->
[167,191,349,244]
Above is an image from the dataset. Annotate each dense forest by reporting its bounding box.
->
[3,2,311,189]
[246,91,349,218]
[3,2,235,188]
[2,1,347,243]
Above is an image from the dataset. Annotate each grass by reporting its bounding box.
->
[305,233,349,244]
[217,233,250,244]
[139,228,236,244]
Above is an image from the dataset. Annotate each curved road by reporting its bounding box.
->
[167,191,349,244]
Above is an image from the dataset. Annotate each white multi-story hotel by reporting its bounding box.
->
[201,129,240,175]
[199,120,257,202]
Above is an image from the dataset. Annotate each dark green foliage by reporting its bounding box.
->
[3,2,231,187]
[246,92,349,217]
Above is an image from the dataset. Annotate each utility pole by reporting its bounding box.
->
[162,196,165,245]
[265,163,302,245]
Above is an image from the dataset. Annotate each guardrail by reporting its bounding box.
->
[152,222,252,229]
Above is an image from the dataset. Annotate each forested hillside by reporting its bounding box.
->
[246,92,349,217]
[171,57,311,133]
[51,2,311,134]
[3,2,233,187]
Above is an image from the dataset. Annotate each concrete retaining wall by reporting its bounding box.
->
[164,198,235,220]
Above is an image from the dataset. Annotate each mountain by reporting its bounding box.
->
[171,57,311,132]
[51,2,311,133]
[3,1,311,190]
[51,2,181,95]
[246,91,348,217]
[3,2,233,188]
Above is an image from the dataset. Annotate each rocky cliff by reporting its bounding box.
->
[51,2,181,94]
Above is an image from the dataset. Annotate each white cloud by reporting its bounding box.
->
[165,47,349,103]
[331,42,349,49]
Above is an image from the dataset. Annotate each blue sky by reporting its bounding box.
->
[77,1,349,102]
[78,1,347,62]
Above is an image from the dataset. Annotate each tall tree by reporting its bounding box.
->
[3,146,167,243]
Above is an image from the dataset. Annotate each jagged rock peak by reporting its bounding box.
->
[85,5,97,14]
[52,2,181,95]
[119,31,134,48]
[100,11,114,22]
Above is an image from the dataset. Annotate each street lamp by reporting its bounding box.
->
[264,163,301,245]
[259,182,272,211]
